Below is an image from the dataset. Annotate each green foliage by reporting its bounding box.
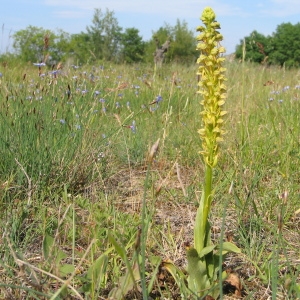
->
[235,22,300,67]
[143,25,171,63]
[0,50,300,299]
[86,8,122,62]
[235,30,271,63]
[12,26,71,63]
[68,32,94,64]
[168,19,198,63]
[269,22,300,67]
[120,28,145,63]
[144,20,198,64]
[187,7,241,298]
[8,8,201,65]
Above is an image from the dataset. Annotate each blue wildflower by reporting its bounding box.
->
[130,120,136,133]
[282,86,290,91]
[149,95,163,105]
[33,62,46,67]
[49,70,59,76]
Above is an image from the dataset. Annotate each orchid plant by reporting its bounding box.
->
[164,7,240,299]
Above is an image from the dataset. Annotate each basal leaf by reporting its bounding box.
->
[198,244,216,258]
[217,242,241,253]
[43,234,54,260]
[59,264,75,277]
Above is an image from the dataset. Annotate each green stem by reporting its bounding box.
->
[140,162,151,299]
[194,164,213,252]
[203,164,213,225]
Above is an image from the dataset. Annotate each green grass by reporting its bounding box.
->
[0,60,299,299]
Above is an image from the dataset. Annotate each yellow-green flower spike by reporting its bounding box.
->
[197,7,227,167]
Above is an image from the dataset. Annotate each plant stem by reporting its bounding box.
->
[194,164,213,252]
[140,162,151,299]
[203,164,213,224]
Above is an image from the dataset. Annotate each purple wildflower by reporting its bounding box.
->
[150,95,163,105]
[130,120,136,133]
[33,62,46,67]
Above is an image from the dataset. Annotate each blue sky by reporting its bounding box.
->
[1,0,300,54]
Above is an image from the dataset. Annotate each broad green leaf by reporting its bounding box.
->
[147,256,162,294]
[59,264,75,277]
[43,234,54,260]
[162,261,189,295]
[194,192,205,252]
[198,244,216,258]
[108,261,141,299]
[56,249,67,264]
[108,231,138,294]
[217,242,241,253]
[86,253,108,287]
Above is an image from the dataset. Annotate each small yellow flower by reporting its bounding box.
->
[197,7,227,167]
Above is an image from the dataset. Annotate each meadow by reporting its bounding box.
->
[0,58,299,299]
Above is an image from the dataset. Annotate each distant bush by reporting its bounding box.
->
[235,22,300,67]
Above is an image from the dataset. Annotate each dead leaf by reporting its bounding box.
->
[263,80,274,86]
[224,272,242,297]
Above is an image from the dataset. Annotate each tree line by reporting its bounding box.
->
[1,8,300,67]
[1,8,198,65]
[235,22,300,67]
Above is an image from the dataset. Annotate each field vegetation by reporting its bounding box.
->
[0,8,300,299]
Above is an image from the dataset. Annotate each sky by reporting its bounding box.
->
[1,0,300,55]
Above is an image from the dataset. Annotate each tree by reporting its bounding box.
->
[68,32,93,64]
[169,19,198,63]
[12,26,71,63]
[144,25,172,63]
[144,20,198,64]
[235,23,300,67]
[268,22,300,67]
[86,8,122,61]
[235,30,271,64]
[120,28,145,63]
[13,26,52,62]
